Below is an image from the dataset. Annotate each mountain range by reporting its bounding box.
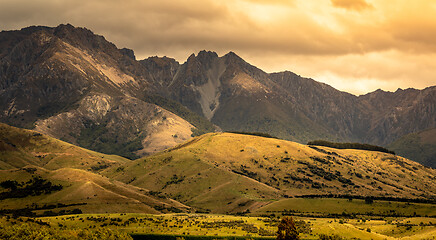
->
[0,24,435,167]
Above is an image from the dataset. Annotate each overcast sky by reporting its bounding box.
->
[1,0,436,95]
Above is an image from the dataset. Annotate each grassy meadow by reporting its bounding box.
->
[1,198,435,239]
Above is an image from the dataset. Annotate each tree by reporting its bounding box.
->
[277,216,300,240]
[0,180,18,190]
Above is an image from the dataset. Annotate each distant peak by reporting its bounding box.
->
[187,53,197,62]
[223,51,245,61]
[53,23,97,37]
[184,50,218,66]
[53,23,77,33]
[224,51,239,58]
[142,56,179,67]
[57,23,75,29]
[197,50,218,58]
[374,88,385,93]
[120,48,136,60]
[223,51,247,67]
[19,25,52,33]
[196,50,219,62]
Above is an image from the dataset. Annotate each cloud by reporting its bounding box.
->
[331,0,374,11]
[241,0,295,6]
[0,0,435,94]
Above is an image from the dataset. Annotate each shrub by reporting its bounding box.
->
[277,216,299,240]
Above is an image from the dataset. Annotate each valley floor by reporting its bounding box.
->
[1,211,435,240]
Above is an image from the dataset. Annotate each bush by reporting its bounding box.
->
[277,216,299,240]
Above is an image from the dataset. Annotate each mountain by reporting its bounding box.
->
[1,24,435,160]
[358,87,436,145]
[105,132,436,213]
[147,51,336,142]
[146,50,436,146]
[0,123,189,214]
[0,24,212,159]
[388,128,436,168]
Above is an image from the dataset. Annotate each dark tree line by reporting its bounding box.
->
[307,140,395,155]
[0,177,63,200]
[227,131,278,139]
[295,194,436,204]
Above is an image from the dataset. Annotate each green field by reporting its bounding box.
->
[1,197,435,240]
[253,198,436,218]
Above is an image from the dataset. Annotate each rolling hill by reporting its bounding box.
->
[0,123,190,214]
[388,128,436,168]
[0,122,127,170]
[0,167,189,214]
[106,132,436,214]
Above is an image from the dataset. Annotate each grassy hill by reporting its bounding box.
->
[388,128,436,168]
[0,166,189,215]
[0,123,189,215]
[0,122,128,171]
[106,133,436,214]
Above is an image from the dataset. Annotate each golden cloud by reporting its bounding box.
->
[330,0,373,11]
[0,0,435,94]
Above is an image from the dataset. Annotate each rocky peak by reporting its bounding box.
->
[18,25,52,35]
[52,24,116,54]
[140,56,180,86]
[223,51,245,65]
[142,56,179,68]
[182,51,219,86]
[120,48,136,60]
[223,51,239,59]
[185,50,218,69]
[196,50,218,63]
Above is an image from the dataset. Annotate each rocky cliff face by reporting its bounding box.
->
[358,87,436,145]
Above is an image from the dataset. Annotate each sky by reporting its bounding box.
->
[1,0,436,95]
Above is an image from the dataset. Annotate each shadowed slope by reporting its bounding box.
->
[389,128,436,168]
